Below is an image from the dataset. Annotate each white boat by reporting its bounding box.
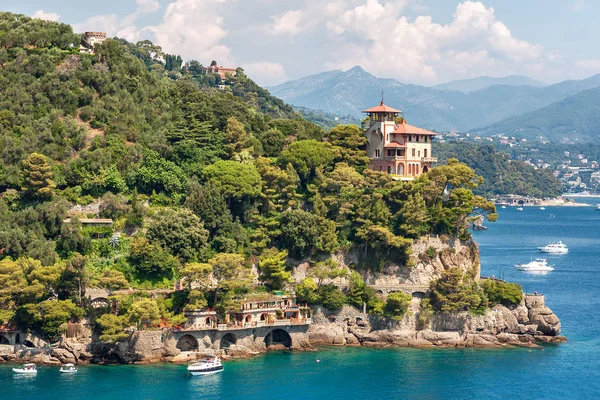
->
[517,207,524,211]
[13,363,37,374]
[538,241,568,254]
[501,205,506,209]
[59,363,78,374]
[539,207,546,210]
[516,258,555,272]
[187,355,223,376]
[596,204,600,210]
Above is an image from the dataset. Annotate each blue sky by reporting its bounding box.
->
[6,0,600,86]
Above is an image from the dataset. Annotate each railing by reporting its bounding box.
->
[385,155,406,161]
[421,157,438,162]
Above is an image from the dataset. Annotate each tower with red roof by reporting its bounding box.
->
[363,101,437,179]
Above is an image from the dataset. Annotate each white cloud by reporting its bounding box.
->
[33,10,60,22]
[271,10,305,36]
[243,61,288,85]
[144,0,234,65]
[322,1,545,84]
[136,0,160,13]
[72,0,161,42]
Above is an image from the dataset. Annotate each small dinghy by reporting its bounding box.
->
[59,363,78,374]
[13,363,37,374]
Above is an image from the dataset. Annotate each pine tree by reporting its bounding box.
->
[22,153,55,198]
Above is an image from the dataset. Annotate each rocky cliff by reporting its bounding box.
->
[308,293,564,349]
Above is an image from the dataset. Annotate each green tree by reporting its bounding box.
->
[17,299,82,340]
[481,279,523,307]
[396,193,430,238]
[97,269,129,294]
[146,209,209,262]
[257,127,286,157]
[96,313,130,342]
[0,258,27,323]
[295,278,319,304]
[128,299,161,329]
[278,140,335,183]
[128,237,179,277]
[327,124,370,171]
[309,259,345,289]
[429,267,487,315]
[179,262,212,290]
[22,153,56,198]
[203,160,262,208]
[384,292,411,320]
[318,284,347,310]
[224,116,248,156]
[278,209,319,258]
[258,248,291,290]
[185,180,233,236]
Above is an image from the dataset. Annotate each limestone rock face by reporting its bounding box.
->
[51,348,77,364]
[524,295,561,336]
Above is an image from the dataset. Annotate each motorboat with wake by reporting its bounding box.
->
[13,363,37,374]
[516,207,524,211]
[538,241,568,254]
[516,258,554,272]
[59,363,78,374]
[187,355,223,376]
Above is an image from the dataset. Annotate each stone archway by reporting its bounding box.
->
[422,165,429,174]
[0,335,9,345]
[220,333,237,349]
[205,317,215,328]
[264,329,292,349]
[176,334,199,351]
[260,313,269,322]
[397,163,405,175]
[245,315,252,324]
[15,333,20,344]
[412,291,426,299]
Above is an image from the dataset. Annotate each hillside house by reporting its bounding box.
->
[363,101,437,179]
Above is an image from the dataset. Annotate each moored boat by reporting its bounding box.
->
[187,355,223,376]
[13,363,37,374]
[59,363,78,374]
[538,241,568,254]
[517,207,524,211]
[539,207,546,210]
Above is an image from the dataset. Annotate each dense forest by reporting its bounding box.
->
[0,13,509,343]
[435,142,563,198]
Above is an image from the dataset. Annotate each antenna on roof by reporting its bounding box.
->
[381,89,384,103]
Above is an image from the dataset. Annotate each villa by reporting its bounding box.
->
[363,101,437,179]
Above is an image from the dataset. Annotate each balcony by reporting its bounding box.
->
[421,157,438,163]
[385,155,406,161]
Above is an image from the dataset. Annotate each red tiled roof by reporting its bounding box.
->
[391,121,436,136]
[384,142,405,148]
[362,101,402,114]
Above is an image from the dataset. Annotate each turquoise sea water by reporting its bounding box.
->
[3,203,600,399]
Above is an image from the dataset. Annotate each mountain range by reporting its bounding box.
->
[431,75,545,92]
[268,66,600,141]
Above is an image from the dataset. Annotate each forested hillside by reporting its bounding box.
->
[472,87,600,143]
[435,142,563,198]
[0,13,498,342]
